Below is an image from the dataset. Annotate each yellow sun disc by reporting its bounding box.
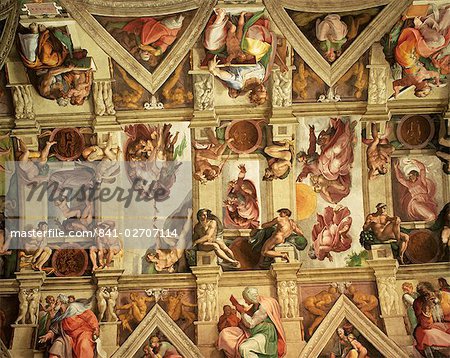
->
[296,183,317,221]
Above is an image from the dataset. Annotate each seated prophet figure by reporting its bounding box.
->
[107,15,184,65]
[204,9,280,105]
[316,14,348,62]
[17,23,93,106]
[217,287,286,357]
[413,282,450,354]
[39,294,101,358]
[193,208,241,268]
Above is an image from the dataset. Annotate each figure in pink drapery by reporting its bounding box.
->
[217,287,286,358]
[297,118,355,204]
[311,205,352,262]
[223,165,260,229]
[393,159,438,222]
[413,282,450,353]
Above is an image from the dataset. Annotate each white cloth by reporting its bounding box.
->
[18,33,39,62]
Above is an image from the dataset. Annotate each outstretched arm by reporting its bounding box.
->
[208,56,236,81]
[413,159,429,187]
[393,161,408,187]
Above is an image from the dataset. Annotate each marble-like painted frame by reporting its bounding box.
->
[0,0,19,70]
[264,0,412,86]
[59,0,216,94]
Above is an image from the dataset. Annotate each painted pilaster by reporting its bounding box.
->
[93,269,123,357]
[9,271,46,358]
[367,258,412,347]
[189,70,217,128]
[191,265,222,358]
[271,262,305,356]
[92,80,120,133]
[362,42,391,122]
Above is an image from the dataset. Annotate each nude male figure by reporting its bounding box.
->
[260,208,304,262]
[193,128,233,184]
[347,285,379,324]
[17,138,56,183]
[116,292,155,332]
[363,123,395,180]
[303,285,339,336]
[363,203,409,264]
[193,209,240,267]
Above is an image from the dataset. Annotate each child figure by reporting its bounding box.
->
[217,304,240,332]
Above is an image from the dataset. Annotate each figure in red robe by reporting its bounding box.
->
[122,15,184,61]
[39,294,100,358]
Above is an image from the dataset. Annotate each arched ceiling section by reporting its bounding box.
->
[264,0,412,86]
[59,0,217,94]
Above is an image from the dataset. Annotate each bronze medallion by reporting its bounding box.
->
[404,229,442,264]
[52,243,88,277]
[49,128,85,161]
[396,115,434,149]
[225,120,263,154]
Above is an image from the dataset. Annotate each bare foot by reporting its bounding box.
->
[232,260,241,269]
[393,85,400,98]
